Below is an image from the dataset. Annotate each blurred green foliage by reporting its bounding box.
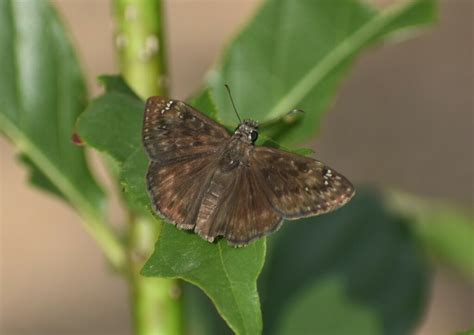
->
[0,0,104,216]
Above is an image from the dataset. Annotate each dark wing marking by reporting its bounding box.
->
[146,154,218,230]
[193,163,283,246]
[142,96,230,163]
[252,147,355,219]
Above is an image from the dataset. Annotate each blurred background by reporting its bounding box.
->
[1,0,472,334]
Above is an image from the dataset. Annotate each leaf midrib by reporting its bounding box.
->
[218,243,249,335]
[0,113,99,220]
[265,1,416,120]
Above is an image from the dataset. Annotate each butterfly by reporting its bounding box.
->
[142,96,355,246]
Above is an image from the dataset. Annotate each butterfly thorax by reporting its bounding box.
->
[233,119,259,144]
[215,120,258,171]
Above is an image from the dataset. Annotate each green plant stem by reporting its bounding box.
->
[114,0,168,99]
[84,214,127,271]
[113,1,183,334]
[128,216,183,335]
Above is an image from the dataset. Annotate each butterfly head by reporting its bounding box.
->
[235,119,259,144]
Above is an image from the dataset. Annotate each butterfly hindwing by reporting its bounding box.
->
[222,166,284,246]
[252,147,355,219]
[193,161,283,246]
[146,153,218,230]
[143,97,230,163]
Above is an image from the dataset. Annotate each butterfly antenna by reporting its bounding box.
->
[225,84,242,123]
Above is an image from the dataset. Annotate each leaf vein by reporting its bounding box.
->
[218,243,248,335]
[266,1,415,120]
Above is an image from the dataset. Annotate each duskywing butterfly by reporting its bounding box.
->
[143,96,354,246]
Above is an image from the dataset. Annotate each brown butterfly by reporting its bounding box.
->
[142,96,355,246]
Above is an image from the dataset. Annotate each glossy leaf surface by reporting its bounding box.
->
[0,0,104,217]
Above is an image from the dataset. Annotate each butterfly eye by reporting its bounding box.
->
[250,130,258,142]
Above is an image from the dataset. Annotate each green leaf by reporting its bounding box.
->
[206,0,436,145]
[0,0,104,217]
[290,147,315,156]
[142,227,265,335]
[98,74,142,98]
[77,76,266,335]
[77,78,144,162]
[120,148,149,210]
[18,154,63,198]
[274,277,382,335]
[387,191,474,281]
[77,76,151,215]
[260,189,430,335]
[179,189,431,335]
[181,283,233,335]
[189,88,220,120]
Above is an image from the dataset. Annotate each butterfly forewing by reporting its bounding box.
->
[143,97,230,163]
[252,147,355,219]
